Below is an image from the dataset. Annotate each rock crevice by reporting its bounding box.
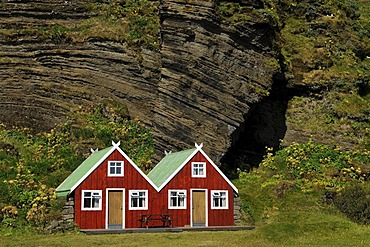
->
[154,0,278,160]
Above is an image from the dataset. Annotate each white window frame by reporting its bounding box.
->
[168,190,187,209]
[82,190,102,211]
[191,162,206,178]
[129,190,148,210]
[108,161,124,177]
[211,190,228,209]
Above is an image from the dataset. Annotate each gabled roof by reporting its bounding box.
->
[147,148,197,188]
[56,142,238,197]
[56,146,113,197]
[55,141,158,197]
[148,144,238,193]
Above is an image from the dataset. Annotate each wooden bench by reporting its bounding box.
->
[139,214,172,228]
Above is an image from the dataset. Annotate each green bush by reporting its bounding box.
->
[334,185,370,225]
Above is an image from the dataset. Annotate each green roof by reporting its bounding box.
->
[147,148,197,188]
[55,146,113,197]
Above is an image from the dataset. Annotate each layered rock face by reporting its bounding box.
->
[0,0,279,163]
[0,0,160,131]
[154,0,278,160]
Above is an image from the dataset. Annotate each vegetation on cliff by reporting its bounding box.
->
[0,0,159,48]
[0,103,153,230]
[278,0,370,151]
[216,0,370,151]
[85,0,159,48]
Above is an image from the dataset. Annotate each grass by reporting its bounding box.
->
[1,220,369,247]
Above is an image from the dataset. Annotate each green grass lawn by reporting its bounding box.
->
[1,219,369,247]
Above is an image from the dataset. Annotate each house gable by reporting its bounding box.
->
[55,146,113,197]
[147,144,238,193]
[56,141,158,198]
[147,148,197,189]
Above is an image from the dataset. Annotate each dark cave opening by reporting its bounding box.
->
[220,73,290,179]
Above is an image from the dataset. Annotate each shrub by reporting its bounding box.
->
[334,185,370,225]
[261,140,370,192]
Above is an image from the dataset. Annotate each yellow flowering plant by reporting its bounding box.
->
[261,140,370,192]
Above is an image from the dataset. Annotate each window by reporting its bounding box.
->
[129,190,148,210]
[169,190,186,209]
[192,162,206,177]
[82,190,102,210]
[108,161,124,176]
[211,190,228,209]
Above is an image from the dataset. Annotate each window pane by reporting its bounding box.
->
[139,198,145,207]
[132,198,138,207]
[110,167,115,174]
[92,197,100,208]
[179,197,184,206]
[84,198,91,208]
[199,168,204,175]
[84,192,91,197]
[116,167,121,174]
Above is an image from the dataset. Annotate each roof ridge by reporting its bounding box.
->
[165,147,196,155]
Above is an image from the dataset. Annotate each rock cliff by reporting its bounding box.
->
[0,0,281,165]
[0,0,160,131]
[155,0,279,161]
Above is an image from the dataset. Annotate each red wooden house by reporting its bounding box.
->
[147,143,239,227]
[56,142,238,229]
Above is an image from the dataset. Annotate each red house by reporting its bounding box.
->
[56,142,238,229]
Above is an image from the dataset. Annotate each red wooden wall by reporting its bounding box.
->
[73,149,235,229]
[74,150,157,229]
[156,151,235,227]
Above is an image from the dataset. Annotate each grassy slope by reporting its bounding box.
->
[234,173,370,246]
[2,160,370,246]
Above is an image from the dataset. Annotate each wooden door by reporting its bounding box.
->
[108,191,123,229]
[192,190,206,226]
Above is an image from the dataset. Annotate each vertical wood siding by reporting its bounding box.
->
[160,151,234,227]
[73,150,235,229]
[74,150,157,229]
